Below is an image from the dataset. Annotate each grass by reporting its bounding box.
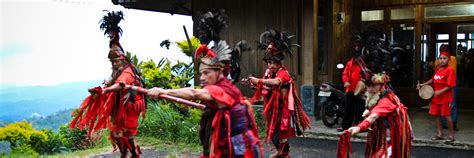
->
[41,136,201,157]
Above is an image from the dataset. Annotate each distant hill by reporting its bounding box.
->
[0,80,101,123]
[29,108,75,131]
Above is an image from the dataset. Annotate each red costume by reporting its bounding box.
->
[70,66,146,153]
[251,30,311,157]
[253,66,311,142]
[341,56,366,130]
[195,11,262,157]
[201,78,262,158]
[357,90,413,158]
[342,57,362,92]
[338,29,412,158]
[70,11,145,158]
[338,82,413,158]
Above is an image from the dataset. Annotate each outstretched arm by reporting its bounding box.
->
[147,87,213,102]
[248,76,281,86]
[102,83,122,94]
[347,113,379,135]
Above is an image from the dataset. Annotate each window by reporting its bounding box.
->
[421,35,428,62]
[435,34,449,58]
[436,34,449,40]
[390,8,415,20]
[362,10,384,21]
[425,4,474,19]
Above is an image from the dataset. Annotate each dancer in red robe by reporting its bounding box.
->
[244,30,311,157]
[148,10,262,158]
[338,28,413,158]
[346,73,413,158]
[70,11,146,158]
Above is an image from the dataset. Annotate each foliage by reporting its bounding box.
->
[125,51,142,68]
[140,37,199,89]
[140,59,193,89]
[138,101,201,145]
[10,144,39,157]
[58,125,101,151]
[253,106,267,138]
[32,128,69,154]
[0,121,69,156]
[176,37,200,57]
[0,121,47,149]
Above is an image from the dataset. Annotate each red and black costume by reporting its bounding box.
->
[251,30,311,157]
[356,86,413,158]
[201,78,262,158]
[338,28,413,158]
[196,10,262,158]
[70,11,145,158]
[341,57,365,130]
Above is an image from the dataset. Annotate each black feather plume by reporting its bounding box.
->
[99,10,124,36]
[355,27,393,81]
[196,10,228,44]
[230,40,251,83]
[258,29,299,61]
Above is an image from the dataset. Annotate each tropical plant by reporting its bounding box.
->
[58,124,99,151]
[0,121,47,150]
[138,101,201,144]
[0,121,70,156]
[175,37,200,57]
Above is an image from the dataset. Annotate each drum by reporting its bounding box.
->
[418,85,434,100]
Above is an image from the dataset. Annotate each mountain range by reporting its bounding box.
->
[0,80,101,123]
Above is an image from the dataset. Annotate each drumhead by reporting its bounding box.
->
[419,85,434,100]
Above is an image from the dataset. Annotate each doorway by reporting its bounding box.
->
[421,22,474,108]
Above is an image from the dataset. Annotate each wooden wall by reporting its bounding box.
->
[192,0,308,97]
[324,0,354,83]
[355,0,470,8]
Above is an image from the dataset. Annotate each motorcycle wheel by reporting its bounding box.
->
[321,99,340,127]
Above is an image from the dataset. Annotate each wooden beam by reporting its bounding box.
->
[414,4,423,84]
[301,0,318,85]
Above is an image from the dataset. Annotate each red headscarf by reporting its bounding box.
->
[440,51,450,57]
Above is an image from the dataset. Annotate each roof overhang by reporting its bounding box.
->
[112,0,192,16]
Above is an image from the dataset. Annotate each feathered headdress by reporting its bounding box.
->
[99,10,125,59]
[195,41,232,70]
[354,27,393,85]
[196,10,228,45]
[258,29,299,61]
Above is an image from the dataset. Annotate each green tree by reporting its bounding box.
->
[0,121,47,156]
[175,37,200,57]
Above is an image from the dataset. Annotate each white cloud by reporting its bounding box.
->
[1,0,193,86]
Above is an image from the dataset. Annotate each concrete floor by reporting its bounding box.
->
[306,106,474,150]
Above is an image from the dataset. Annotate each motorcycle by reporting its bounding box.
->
[318,65,347,127]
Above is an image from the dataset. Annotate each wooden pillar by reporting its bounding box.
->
[301,0,318,85]
[414,4,423,83]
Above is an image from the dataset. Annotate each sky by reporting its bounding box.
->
[0,0,193,86]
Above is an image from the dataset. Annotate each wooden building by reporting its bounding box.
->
[114,0,474,111]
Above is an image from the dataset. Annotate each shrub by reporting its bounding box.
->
[58,125,98,151]
[0,121,62,156]
[10,144,39,157]
[138,101,201,144]
[32,128,69,154]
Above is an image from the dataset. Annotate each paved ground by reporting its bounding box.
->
[92,137,474,158]
[307,105,474,150]
[92,105,474,157]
